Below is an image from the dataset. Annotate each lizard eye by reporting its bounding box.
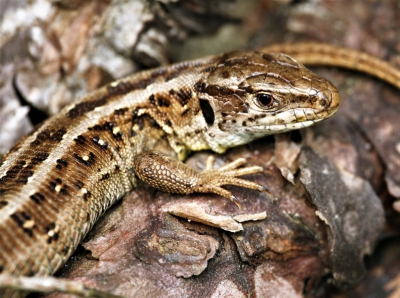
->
[255,93,274,107]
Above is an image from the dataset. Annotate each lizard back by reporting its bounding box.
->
[0,50,339,289]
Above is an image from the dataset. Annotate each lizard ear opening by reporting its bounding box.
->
[199,99,215,126]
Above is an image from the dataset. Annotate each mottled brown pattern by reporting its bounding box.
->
[176,88,192,106]
[156,95,170,107]
[0,47,359,297]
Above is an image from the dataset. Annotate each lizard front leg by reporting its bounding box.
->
[133,151,269,209]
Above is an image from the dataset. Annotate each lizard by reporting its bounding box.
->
[0,42,399,297]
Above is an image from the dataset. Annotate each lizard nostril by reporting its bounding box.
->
[316,91,330,109]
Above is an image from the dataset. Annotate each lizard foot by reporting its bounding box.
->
[134,151,270,210]
[195,155,270,209]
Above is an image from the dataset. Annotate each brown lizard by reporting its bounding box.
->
[0,43,399,297]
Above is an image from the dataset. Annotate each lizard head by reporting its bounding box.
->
[196,51,340,153]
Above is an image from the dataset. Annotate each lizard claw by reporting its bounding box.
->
[260,185,272,198]
[230,195,243,211]
[193,156,272,208]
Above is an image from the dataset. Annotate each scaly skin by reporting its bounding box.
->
[0,48,341,296]
[263,43,400,90]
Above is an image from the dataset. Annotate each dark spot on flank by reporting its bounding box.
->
[76,181,84,189]
[68,96,108,119]
[164,119,172,127]
[157,96,170,107]
[11,212,34,237]
[83,191,92,201]
[242,121,247,126]
[169,89,175,95]
[5,164,23,179]
[11,213,24,228]
[100,173,110,181]
[60,186,68,196]
[149,94,156,105]
[16,178,29,185]
[74,135,87,145]
[131,108,140,120]
[3,161,33,184]
[92,136,108,150]
[106,121,116,129]
[31,130,51,146]
[0,200,8,209]
[132,116,145,131]
[176,89,192,106]
[194,129,201,134]
[45,222,56,232]
[52,233,59,242]
[0,266,3,273]
[74,152,95,166]
[89,122,122,140]
[29,193,45,204]
[45,222,59,243]
[52,129,67,142]
[16,167,34,184]
[89,124,102,131]
[113,131,123,140]
[49,181,57,191]
[55,178,62,184]
[31,152,49,165]
[114,108,128,115]
[56,159,68,169]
